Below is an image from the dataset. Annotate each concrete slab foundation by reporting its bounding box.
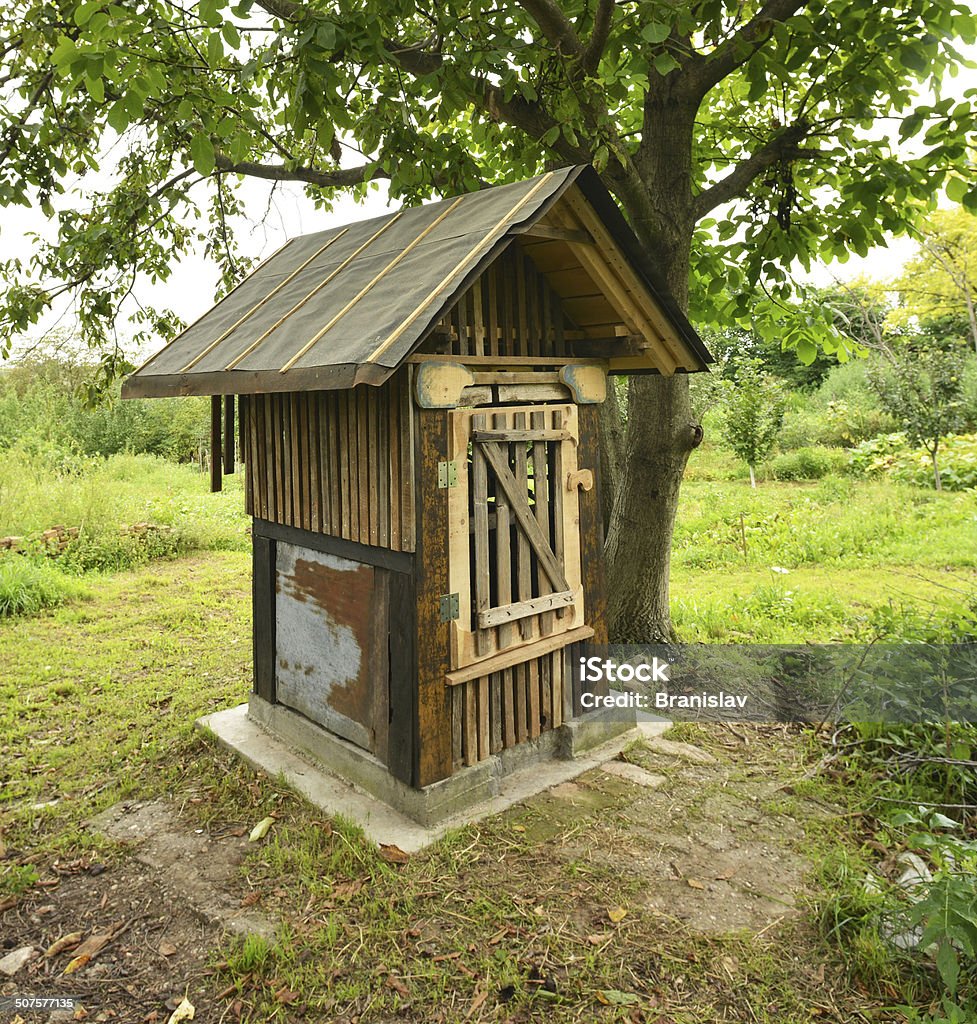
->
[197,702,668,852]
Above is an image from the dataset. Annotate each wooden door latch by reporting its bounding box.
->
[567,469,594,492]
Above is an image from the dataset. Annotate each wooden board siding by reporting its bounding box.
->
[450,647,566,769]
[417,243,568,360]
[243,372,415,552]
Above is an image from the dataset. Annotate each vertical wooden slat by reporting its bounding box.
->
[503,666,516,748]
[252,532,276,704]
[472,277,485,357]
[295,394,308,530]
[487,263,500,357]
[552,650,564,728]
[478,675,490,762]
[540,268,552,357]
[577,404,609,645]
[366,388,379,546]
[464,681,478,766]
[514,662,528,744]
[223,395,235,475]
[512,412,536,642]
[400,367,416,551]
[312,394,324,533]
[388,376,402,551]
[540,654,552,731]
[377,386,390,549]
[515,252,529,357]
[280,395,292,524]
[387,568,416,784]
[471,412,495,658]
[328,393,342,538]
[271,396,284,524]
[532,410,555,636]
[357,387,371,545]
[209,395,222,493]
[452,683,464,770]
[500,255,514,357]
[414,406,454,787]
[339,392,353,540]
[528,658,541,739]
[490,671,503,754]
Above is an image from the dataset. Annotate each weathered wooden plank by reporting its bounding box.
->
[477,589,575,629]
[253,516,413,575]
[251,532,276,703]
[296,393,309,531]
[480,440,570,594]
[386,567,416,784]
[400,367,416,552]
[502,666,516,748]
[490,671,503,753]
[452,681,464,770]
[339,392,352,540]
[464,681,478,766]
[471,412,494,658]
[366,388,379,546]
[377,386,390,549]
[472,277,485,357]
[414,406,454,787]
[370,568,390,765]
[577,404,608,645]
[474,428,570,443]
[357,387,370,545]
[327,392,341,538]
[388,377,402,551]
[222,395,235,475]
[528,658,541,739]
[532,410,555,636]
[210,395,222,493]
[540,654,552,731]
[310,394,322,533]
[478,675,490,762]
[486,262,500,357]
[493,410,514,653]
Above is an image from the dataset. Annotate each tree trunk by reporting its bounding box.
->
[749,464,756,489]
[604,372,698,641]
[597,377,626,536]
[932,448,942,491]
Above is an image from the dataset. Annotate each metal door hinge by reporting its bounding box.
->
[437,460,457,488]
[439,593,460,622]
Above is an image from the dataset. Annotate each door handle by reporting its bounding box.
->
[567,469,594,492]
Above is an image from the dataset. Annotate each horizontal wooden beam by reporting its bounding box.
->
[445,625,595,687]
[473,428,571,443]
[406,354,608,367]
[477,589,576,630]
[512,223,595,245]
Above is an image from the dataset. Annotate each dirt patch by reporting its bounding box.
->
[1,800,273,1023]
[522,729,817,936]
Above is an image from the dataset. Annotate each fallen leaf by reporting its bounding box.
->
[596,989,639,1006]
[586,933,605,945]
[511,824,526,833]
[686,878,706,890]
[63,953,91,975]
[379,843,409,865]
[466,988,488,1017]
[46,931,84,957]
[166,997,194,1023]
[331,880,364,899]
[249,817,275,842]
[273,986,299,1005]
[386,975,409,997]
[158,941,178,958]
[715,868,737,881]
[240,892,262,907]
[607,906,627,923]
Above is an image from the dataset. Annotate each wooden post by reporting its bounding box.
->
[413,407,453,787]
[252,530,277,704]
[223,394,235,475]
[210,395,222,493]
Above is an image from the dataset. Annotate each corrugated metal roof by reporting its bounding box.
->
[123,166,710,398]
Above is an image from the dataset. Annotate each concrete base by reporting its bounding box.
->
[197,702,664,851]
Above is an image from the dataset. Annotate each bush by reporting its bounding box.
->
[769,446,851,480]
[850,433,977,491]
[0,557,90,617]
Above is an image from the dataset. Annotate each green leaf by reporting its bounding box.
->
[945,177,968,203]
[641,22,670,44]
[207,32,223,66]
[222,22,242,49]
[935,941,959,996]
[653,52,680,76]
[190,134,216,176]
[106,100,130,133]
[74,1,103,26]
[541,125,560,146]
[85,75,105,104]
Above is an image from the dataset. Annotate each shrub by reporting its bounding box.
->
[770,446,850,480]
[0,557,90,617]
[849,433,977,491]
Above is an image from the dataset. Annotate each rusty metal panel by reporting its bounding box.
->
[275,540,378,751]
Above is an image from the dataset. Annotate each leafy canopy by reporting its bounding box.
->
[2,0,976,369]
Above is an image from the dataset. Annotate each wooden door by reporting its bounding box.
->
[447,403,589,673]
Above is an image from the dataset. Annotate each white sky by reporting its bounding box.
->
[3,31,976,360]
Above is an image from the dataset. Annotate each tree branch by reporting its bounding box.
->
[516,0,583,56]
[687,0,808,98]
[579,0,615,76]
[692,119,811,219]
[214,155,386,188]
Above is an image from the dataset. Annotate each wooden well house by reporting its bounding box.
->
[123,165,711,810]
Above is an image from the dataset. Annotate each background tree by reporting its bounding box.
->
[2,0,976,640]
[896,208,977,354]
[718,360,787,487]
[867,325,967,490]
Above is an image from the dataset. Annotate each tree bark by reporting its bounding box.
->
[603,87,701,642]
[597,377,625,536]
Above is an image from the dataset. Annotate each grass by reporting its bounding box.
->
[0,556,91,616]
